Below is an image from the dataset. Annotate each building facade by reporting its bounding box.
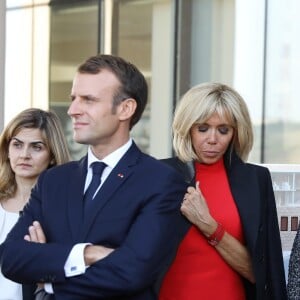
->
[263,164,300,250]
[1,0,300,252]
[2,0,300,163]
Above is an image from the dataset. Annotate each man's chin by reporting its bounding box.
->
[73,137,88,145]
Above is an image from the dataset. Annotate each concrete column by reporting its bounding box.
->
[0,1,5,131]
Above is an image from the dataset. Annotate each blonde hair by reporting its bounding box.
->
[0,108,71,201]
[173,82,253,162]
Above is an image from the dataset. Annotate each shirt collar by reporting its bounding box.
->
[87,139,132,170]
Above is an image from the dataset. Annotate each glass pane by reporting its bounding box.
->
[281,216,288,231]
[112,0,151,154]
[190,0,235,86]
[188,0,265,163]
[5,7,33,122]
[264,0,300,163]
[7,0,50,7]
[49,1,98,160]
[6,0,33,8]
[32,5,50,109]
[291,217,299,231]
[110,0,174,157]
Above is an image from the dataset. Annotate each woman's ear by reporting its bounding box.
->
[118,98,137,121]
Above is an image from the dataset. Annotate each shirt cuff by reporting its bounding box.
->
[44,283,54,294]
[64,243,91,277]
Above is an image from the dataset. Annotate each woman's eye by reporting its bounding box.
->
[32,144,43,151]
[218,127,230,134]
[197,126,208,132]
[12,142,22,148]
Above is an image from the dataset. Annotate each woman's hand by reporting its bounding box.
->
[180,181,217,236]
[181,182,255,283]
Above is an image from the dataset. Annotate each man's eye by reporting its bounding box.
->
[84,96,95,102]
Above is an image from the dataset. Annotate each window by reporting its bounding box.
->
[280,216,288,231]
[5,1,50,122]
[264,1,300,163]
[109,0,174,157]
[291,216,299,231]
[49,0,98,159]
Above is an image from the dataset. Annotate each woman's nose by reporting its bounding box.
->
[207,130,217,144]
[20,146,31,158]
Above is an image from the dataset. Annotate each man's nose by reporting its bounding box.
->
[68,98,81,116]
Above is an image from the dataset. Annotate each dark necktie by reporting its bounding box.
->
[84,162,107,214]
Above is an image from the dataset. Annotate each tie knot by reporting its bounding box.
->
[91,162,107,175]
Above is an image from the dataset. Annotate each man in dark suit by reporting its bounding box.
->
[0,54,188,299]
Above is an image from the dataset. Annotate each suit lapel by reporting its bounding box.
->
[67,157,87,241]
[79,143,141,240]
[227,159,260,253]
[161,157,195,185]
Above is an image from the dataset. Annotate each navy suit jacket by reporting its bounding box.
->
[22,284,36,300]
[0,143,188,300]
[162,152,287,300]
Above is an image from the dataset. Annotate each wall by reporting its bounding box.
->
[0,1,5,131]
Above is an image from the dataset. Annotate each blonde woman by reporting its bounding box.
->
[0,108,70,300]
[159,83,287,300]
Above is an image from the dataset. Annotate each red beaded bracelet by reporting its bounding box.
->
[207,223,225,246]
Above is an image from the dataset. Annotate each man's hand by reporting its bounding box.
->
[23,221,115,271]
[24,221,46,243]
[24,221,47,289]
[84,245,115,266]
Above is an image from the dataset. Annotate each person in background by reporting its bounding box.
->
[159,82,287,300]
[287,224,300,299]
[0,108,71,300]
[0,54,187,300]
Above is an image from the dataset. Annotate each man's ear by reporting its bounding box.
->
[118,98,137,121]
